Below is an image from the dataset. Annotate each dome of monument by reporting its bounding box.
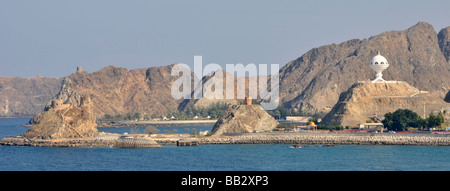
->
[371,52,388,65]
[308,121,316,126]
[369,52,390,82]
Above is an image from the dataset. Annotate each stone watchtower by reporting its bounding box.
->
[79,95,92,106]
[77,66,83,73]
[245,96,252,105]
[51,100,64,108]
[51,99,70,111]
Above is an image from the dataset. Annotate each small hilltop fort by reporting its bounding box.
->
[322,52,450,127]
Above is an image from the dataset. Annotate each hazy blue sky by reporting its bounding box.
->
[1,0,449,77]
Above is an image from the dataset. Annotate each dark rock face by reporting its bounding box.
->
[445,91,450,103]
[279,22,450,114]
[438,26,450,62]
[0,76,62,117]
[211,104,278,135]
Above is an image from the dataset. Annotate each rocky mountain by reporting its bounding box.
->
[279,22,450,114]
[321,82,450,127]
[50,64,196,118]
[2,22,450,120]
[0,76,62,117]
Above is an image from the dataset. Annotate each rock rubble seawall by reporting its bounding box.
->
[0,133,161,148]
[3,133,450,147]
[156,133,450,146]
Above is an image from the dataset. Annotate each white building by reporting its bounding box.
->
[358,52,402,84]
[369,52,390,83]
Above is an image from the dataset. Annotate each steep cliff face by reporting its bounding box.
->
[0,76,62,117]
[279,22,450,114]
[438,26,450,62]
[445,91,450,103]
[22,95,98,139]
[211,104,278,135]
[321,82,450,127]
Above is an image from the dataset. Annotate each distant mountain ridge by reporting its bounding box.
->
[1,22,450,119]
[0,76,62,117]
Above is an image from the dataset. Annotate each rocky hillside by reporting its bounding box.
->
[50,64,196,118]
[2,22,450,119]
[177,70,261,111]
[321,82,450,127]
[279,22,450,114]
[23,95,98,139]
[0,76,62,117]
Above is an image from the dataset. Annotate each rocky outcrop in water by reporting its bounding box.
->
[211,104,278,135]
[22,95,98,139]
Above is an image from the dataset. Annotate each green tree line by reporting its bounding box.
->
[382,109,445,131]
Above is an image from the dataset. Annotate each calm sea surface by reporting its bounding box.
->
[1,118,450,171]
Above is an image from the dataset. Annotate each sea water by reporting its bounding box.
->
[1,118,450,171]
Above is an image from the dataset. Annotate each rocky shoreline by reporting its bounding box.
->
[2,132,450,147]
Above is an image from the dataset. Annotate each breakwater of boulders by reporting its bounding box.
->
[0,132,161,148]
[2,132,450,147]
[155,133,450,146]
